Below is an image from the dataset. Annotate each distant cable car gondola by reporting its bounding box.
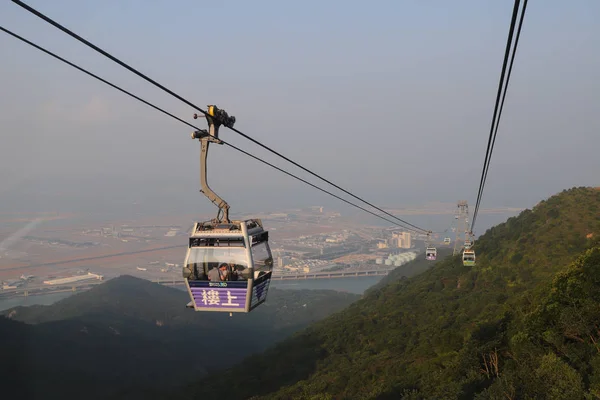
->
[425,231,437,260]
[443,237,451,245]
[462,249,476,266]
[182,106,273,313]
[425,247,437,261]
[464,230,474,249]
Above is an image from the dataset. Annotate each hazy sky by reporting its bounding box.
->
[1,1,599,230]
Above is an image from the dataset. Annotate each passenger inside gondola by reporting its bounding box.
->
[229,262,249,281]
[219,263,230,281]
[207,265,219,281]
[208,264,228,281]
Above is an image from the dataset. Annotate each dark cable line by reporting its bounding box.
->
[223,126,424,233]
[472,0,527,230]
[471,0,519,228]
[0,25,424,233]
[11,0,429,234]
[0,26,198,132]
[470,0,522,231]
[10,0,210,117]
[471,0,528,231]
[221,142,421,232]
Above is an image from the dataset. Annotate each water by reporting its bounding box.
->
[0,291,73,312]
[0,276,382,311]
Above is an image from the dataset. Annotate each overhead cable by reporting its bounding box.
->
[471,0,528,230]
[0,25,424,233]
[471,0,527,231]
[11,0,429,234]
[471,0,520,229]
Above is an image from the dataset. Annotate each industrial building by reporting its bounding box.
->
[392,232,412,249]
[381,251,417,267]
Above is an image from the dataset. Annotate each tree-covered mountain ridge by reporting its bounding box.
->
[1,276,359,400]
[183,186,600,400]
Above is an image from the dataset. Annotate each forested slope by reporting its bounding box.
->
[182,186,600,399]
[367,246,454,294]
[1,276,359,399]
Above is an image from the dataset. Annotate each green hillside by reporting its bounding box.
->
[367,246,454,293]
[1,276,359,399]
[182,186,600,399]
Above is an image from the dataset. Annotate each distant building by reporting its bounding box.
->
[278,256,291,268]
[397,232,412,249]
[391,232,401,248]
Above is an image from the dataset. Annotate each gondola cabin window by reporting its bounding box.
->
[185,246,248,280]
[251,239,273,279]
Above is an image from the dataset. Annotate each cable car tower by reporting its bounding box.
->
[182,106,274,313]
[452,201,470,256]
[451,201,476,266]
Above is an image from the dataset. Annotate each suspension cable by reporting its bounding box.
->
[471,0,527,231]
[471,0,520,229]
[10,0,429,234]
[471,0,528,231]
[0,25,425,233]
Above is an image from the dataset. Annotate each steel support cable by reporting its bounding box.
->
[0,25,424,234]
[11,0,429,234]
[425,212,457,235]
[472,0,520,227]
[220,142,424,233]
[470,0,521,231]
[471,0,528,231]
[0,26,199,132]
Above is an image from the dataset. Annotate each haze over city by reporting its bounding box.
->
[1,0,598,221]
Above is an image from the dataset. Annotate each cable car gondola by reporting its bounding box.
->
[443,237,451,245]
[182,106,273,313]
[425,247,437,261]
[464,230,475,250]
[425,231,437,260]
[462,249,476,266]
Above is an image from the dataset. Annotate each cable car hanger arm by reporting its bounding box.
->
[191,106,236,224]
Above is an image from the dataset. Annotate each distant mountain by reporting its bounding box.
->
[1,275,359,399]
[180,186,600,399]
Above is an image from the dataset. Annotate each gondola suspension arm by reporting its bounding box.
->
[191,106,236,224]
